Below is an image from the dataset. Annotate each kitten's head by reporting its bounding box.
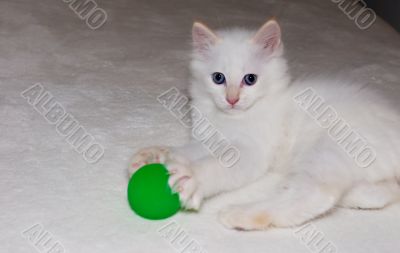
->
[190,19,289,114]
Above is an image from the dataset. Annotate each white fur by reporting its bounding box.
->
[129,20,400,230]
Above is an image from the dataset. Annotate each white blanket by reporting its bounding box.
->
[1,0,400,252]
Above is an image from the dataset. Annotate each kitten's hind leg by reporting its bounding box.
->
[339,181,400,209]
[218,174,342,231]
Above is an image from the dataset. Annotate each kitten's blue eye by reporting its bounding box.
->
[212,72,225,85]
[243,74,257,86]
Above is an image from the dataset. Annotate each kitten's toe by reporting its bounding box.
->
[166,162,202,210]
[180,180,202,210]
[128,161,146,175]
[168,163,192,187]
[218,206,272,231]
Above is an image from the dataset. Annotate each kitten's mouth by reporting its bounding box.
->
[221,101,256,114]
[214,100,248,114]
[222,105,243,114]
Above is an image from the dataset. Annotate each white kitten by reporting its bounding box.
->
[129,20,400,230]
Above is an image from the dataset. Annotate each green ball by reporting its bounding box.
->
[127,163,181,220]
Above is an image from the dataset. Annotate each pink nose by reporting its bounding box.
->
[226,97,239,106]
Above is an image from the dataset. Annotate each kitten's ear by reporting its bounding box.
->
[192,22,219,55]
[252,19,282,55]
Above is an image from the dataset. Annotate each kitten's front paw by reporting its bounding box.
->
[129,147,203,210]
[128,146,169,176]
[166,161,202,210]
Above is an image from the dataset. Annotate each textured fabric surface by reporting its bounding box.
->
[1,0,400,252]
